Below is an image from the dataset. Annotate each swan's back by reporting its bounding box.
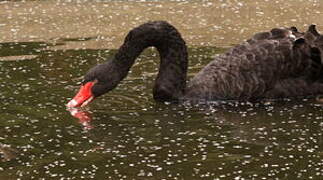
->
[185,26,323,100]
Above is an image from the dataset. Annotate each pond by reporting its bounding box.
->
[1,0,323,179]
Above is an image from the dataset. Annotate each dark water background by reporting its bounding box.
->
[1,39,323,179]
[1,0,323,179]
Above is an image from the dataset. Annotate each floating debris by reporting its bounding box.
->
[0,55,38,61]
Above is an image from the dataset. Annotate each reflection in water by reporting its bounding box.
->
[68,108,93,130]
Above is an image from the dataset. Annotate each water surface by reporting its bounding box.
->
[1,0,323,179]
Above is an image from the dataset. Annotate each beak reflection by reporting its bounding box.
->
[67,108,93,130]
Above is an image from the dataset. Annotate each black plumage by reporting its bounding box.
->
[81,21,323,102]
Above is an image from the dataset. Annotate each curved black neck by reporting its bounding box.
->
[111,21,188,101]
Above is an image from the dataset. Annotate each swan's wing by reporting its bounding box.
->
[226,27,300,57]
[304,24,321,44]
[186,27,323,100]
[263,78,323,99]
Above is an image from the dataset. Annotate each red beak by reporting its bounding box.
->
[67,82,95,108]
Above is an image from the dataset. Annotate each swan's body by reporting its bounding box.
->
[67,21,323,108]
[186,30,322,100]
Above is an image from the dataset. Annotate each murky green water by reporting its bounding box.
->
[1,39,323,179]
[1,0,323,179]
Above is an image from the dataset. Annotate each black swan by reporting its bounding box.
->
[67,21,323,108]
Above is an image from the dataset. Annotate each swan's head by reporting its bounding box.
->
[67,62,120,108]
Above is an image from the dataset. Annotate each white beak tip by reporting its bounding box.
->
[67,99,78,108]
